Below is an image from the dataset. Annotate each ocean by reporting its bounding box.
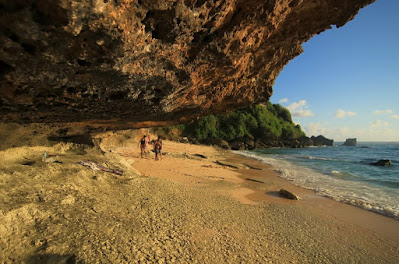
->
[238,142,399,220]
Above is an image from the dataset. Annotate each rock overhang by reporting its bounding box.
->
[0,0,375,127]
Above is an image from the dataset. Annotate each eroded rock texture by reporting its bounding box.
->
[0,0,375,125]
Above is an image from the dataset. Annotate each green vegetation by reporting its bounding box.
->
[157,103,305,142]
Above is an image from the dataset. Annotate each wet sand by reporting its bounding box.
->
[0,126,398,263]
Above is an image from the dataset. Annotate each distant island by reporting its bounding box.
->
[343,138,357,146]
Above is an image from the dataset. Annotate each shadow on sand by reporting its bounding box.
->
[266,191,282,198]
[25,254,83,264]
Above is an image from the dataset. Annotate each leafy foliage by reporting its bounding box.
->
[183,103,305,141]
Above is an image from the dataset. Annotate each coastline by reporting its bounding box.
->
[236,144,399,221]
[130,141,399,243]
[119,141,399,253]
[225,150,399,243]
[1,129,398,262]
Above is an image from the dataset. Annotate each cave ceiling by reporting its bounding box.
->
[0,0,375,127]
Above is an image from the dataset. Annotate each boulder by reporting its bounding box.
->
[279,189,301,200]
[370,159,391,166]
[230,141,246,151]
[256,135,280,148]
[188,137,200,145]
[284,139,309,148]
[343,138,357,146]
[232,136,255,150]
[245,140,256,150]
[203,138,230,149]
[179,137,189,143]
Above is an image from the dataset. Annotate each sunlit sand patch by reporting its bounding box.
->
[230,187,259,205]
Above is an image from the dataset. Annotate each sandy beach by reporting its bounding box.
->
[0,125,398,263]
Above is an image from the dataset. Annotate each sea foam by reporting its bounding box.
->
[237,150,399,220]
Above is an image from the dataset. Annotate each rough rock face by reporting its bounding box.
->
[310,135,333,146]
[0,0,375,126]
[343,138,357,146]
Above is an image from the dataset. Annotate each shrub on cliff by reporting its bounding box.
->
[183,103,305,142]
[273,103,293,123]
[188,115,219,140]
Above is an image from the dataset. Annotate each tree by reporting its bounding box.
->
[273,103,292,122]
[182,104,305,142]
[186,115,218,140]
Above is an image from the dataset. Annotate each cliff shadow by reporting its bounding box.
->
[47,134,94,147]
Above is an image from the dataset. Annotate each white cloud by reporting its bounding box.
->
[287,100,306,111]
[278,98,289,104]
[363,120,399,141]
[329,127,353,141]
[287,100,314,117]
[292,110,315,117]
[371,120,389,128]
[335,109,356,118]
[392,114,399,119]
[304,123,327,137]
[304,124,355,141]
[374,110,393,115]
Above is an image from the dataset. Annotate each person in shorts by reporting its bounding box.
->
[154,136,163,161]
[139,135,147,158]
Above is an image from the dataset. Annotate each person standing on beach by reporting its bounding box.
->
[139,135,147,158]
[154,136,163,161]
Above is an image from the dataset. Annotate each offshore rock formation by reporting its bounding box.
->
[343,138,357,146]
[0,0,375,126]
[310,135,333,146]
[370,159,391,166]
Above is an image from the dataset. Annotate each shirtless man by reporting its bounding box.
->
[139,135,147,158]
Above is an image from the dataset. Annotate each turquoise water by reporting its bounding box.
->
[239,142,399,220]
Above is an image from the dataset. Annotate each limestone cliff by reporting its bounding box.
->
[0,0,375,126]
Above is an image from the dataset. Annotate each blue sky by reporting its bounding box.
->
[271,0,399,142]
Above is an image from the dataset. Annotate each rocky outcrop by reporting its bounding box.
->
[0,0,375,126]
[230,141,246,151]
[198,134,334,150]
[343,138,357,146]
[370,159,391,166]
[310,135,333,146]
[203,138,230,149]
